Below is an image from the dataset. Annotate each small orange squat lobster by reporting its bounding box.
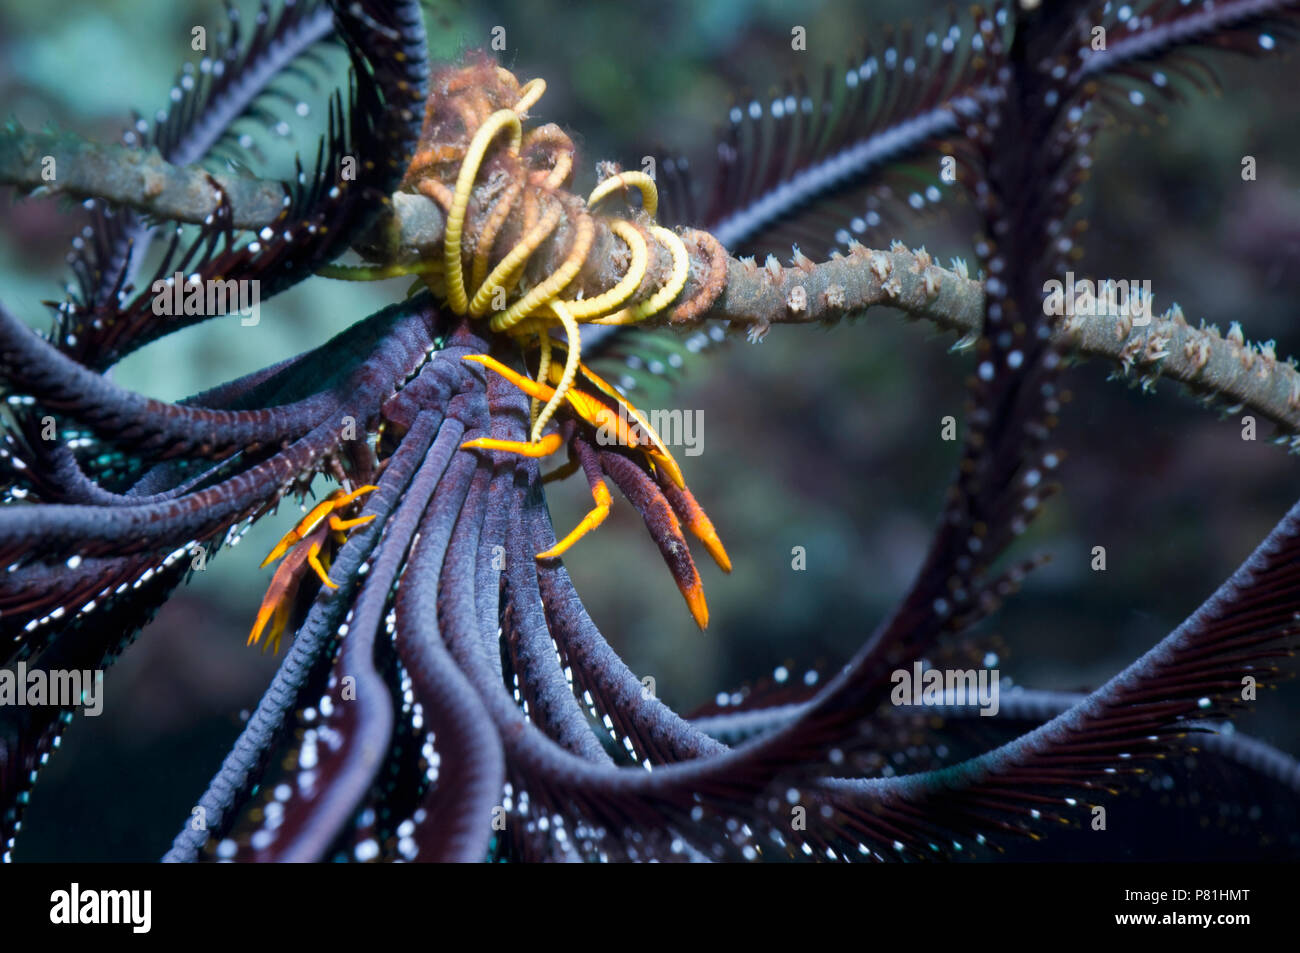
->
[247,485,378,653]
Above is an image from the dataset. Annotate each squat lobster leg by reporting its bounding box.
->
[460,432,563,458]
[248,528,324,654]
[536,439,613,560]
[247,486,379,652]
[260,485,378,574]
[305,540,337,591]
[460,352,731,603]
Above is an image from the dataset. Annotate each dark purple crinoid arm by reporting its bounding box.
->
[153,2,1298,864]
[53,0,428,371]
[0,0,433,856]
[4,0,1300,864]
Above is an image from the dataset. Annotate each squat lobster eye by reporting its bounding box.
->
[247,485,378,653]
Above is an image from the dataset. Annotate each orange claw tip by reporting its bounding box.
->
[336,484,379,506]
[262,600,293,655]
[247,603,276,648]
[680,580,710,630]
[661,480,730,573]
[704,536,733,575]
[259,532,297,568]
[693,522,732,574]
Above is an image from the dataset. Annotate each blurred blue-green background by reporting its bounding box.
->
[2,0,1298,859]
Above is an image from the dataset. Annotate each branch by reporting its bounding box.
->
[5,125,1295,437]
[680,242,1300,438]
[0,126,288,229]
[369,196,1300,442]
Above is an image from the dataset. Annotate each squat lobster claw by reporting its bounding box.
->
[247,485,378,653]
[460,352,685,487]
[460,351,730,630]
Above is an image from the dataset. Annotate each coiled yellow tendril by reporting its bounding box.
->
[320,74,691,446]
[587,170,659,218]
[442,107,523,315]
[433,80,688,442]
[288,64,731,629]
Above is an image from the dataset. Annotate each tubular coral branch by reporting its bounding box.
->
[688,245,1300,438]
[15,114,1291,440]
[0,127,292,230]
[349,192,1300,440]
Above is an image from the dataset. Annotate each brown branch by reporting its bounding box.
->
[365,197,1300,439]
[6,123,1294,437]
[692,243,984,339]
[0,126,288,229]
[673,241,1300,437]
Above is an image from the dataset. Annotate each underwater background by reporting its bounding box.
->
[1,0,1297,860]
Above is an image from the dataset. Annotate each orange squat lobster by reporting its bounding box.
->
[247,485,377,653]
[461,352,730,574]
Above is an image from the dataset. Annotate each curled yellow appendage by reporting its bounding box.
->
[560,220,648,319]
[468,201,563,317]
[590,226,690,326]
[531,327,553,432]
[410,75,714,569]
[587,170,659,218]
[489,213,595,332]
[522,125,574,189]
[512,77,546,115]
[528,300,580,442]
[418,79,692,466]
[444,108,524,314]
[470,178,525,292]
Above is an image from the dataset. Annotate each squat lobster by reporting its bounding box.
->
[248,485,378,653]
